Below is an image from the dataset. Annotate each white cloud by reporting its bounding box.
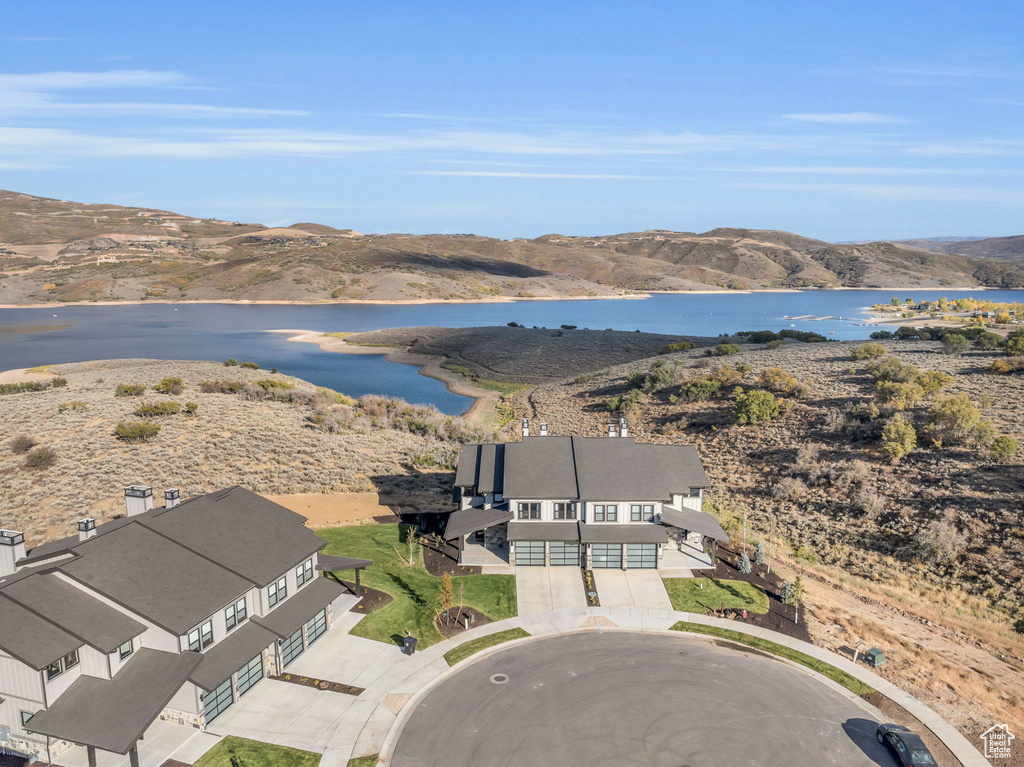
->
[782,112,906,124]
[0,70,190,90]
[907,139,1024,157]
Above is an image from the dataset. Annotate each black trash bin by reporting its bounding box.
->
[403,635,418,655]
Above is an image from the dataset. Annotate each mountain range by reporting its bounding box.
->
[1,189,1022,305]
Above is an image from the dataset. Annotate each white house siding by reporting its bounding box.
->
[0,651,44,704]
[165,680,202,715]
[42,658,84,700]
[78,645,108,679]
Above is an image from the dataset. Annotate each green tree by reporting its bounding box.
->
[990,436,1019,462]
[713,343,742,356]
[438,572,454,626]
[733,390,779,425]
[850,342,887,361]
[737,552,752,574]
[927,393,991,446]
[915,370,953,395]
[1007,331,1024,357]
[942,333,969,354]
[753,541,766,565]
[881,415,916,463]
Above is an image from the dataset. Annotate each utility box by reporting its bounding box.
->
[865,647,885,668]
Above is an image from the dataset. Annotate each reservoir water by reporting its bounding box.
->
[2,289,1021,414]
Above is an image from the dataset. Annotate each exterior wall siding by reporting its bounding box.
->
[0,651,44,704]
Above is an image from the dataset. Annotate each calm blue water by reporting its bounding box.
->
[2,289,1021,414]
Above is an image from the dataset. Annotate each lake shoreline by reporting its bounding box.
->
[273,329,496,421]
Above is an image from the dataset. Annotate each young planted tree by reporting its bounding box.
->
[737,552,752,574]
[438,572,454,626]
[752,541,766,565]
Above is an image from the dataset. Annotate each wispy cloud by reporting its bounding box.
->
[907,139,1024,157]
[711,166,1020,176]
[879,64,1018,80]
[0,70,190,90]
[728,181,1024,205]
[782,112,906,124]
[402,170,666,180]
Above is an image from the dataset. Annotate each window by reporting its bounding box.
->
[493,493,503,503]
[296,558,314,588]
[593,504,605,522]
[118,640,134,660]
[606,505,618,522]
[188,619,214,652]
[225,598,247,631]
[553,503,577,520]
[21,711,34,727]
[517,502,540,520]
[268,576,287,607]
[45,649,80,680]
[631,504,654,521]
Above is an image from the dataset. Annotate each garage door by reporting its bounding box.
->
[281,626,305,667]
[548,541,580,566]
[306,609,327,646]
[626,543,658,569]
[201,677,234,723]
[591,543,622,569]
[515,541,545,566]
[236,653,263,698]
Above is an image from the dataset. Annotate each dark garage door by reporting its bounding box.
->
[202,677,234,722]
[306,608,328,646]
[281,626,305,667]
[591,543,622,569]
[548,541,580,566]
[515,541,545,566]
[236,653,263,698]
[626,543,658,569]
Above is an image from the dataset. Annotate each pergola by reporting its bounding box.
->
[316,554,373,595]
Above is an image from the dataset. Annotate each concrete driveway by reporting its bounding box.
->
[391,632,892,767]
[516,567,586,613]
[592,568,672,609]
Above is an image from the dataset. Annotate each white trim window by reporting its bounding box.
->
[553,503,577,520]
[630,504,655,522]
[46,649,79,680]
[118,639,134,660]
[225,597,248,631]
[517,502,541,520]
[188,619,214,652]
[295,558,314,588]
[593,504,618,522]
[268,576,288,607]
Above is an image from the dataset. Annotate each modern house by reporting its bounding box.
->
[446,419,727,569]
[0,486,370,766]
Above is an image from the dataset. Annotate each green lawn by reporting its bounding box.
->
[346,756,379,767]
[444,627,531,666]
[193,736,320,767]
[669,621,874,696]
[663,577,769,614]
[317,524,517,648]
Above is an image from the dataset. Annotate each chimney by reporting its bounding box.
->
[164,488,181,509]
[0,530,26,577]
[124,485,154,516]
[607,422,618,438]
[77,518,97,542]
[521,418,530,438]
[539,423,548,436]
[619,417,629,438]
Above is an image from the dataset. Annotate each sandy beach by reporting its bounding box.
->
[274,329,498,421]
[0,366,57,384]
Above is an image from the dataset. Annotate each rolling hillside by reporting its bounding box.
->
[2,189,1023,305]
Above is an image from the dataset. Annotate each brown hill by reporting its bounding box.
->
[2,189,1023,305]
[893,235,1024,263]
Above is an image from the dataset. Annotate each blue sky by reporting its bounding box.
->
[2,1,1022,240]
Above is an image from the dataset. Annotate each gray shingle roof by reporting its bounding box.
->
[25,649,201,754]
[142,486,326,587]
[506,521,581,542]
[60,522,253,635]
[1,573,146,653]
[444,507,514,540]
[189,621,277,692]
[0,592,82,670]
[460,436,710,502]
[658,506,729,542]
[579,523,669,544]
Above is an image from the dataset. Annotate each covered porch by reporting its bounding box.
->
[444,507,513,568]
[658,506,728,574]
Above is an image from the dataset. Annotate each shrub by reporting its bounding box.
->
[608,388,644,414]
[199,379,245,393]
[765,339,785,349]
[239,361,260,369]
[658,341,696,355]
[679,378,721,402]
[737,552,752,574]
[851,342,887,361]
[915,370,953,395]
[942,333,970,354]
[975,331,1003,350]
[990,435,1019,461]
[713,343,742,356]
[114,383,146,397]
[874,381,924,410]
[752,541,766,565]
[926,393,993,446]
[711,367,744,387]
[153,377,184,395]
[987,358,1024,374]
[916,512,967,563]
[757,367,797,393]
[869,357,920,383]
[560,324,577,330]
[506,321,520,327]
[736,330,780,344]
[134,401,181,417]
[573,374,590,384]
[733,390,779,425]
[881,415,916,463]
[115,421,161,442]
[183,401,199,416]
[224,358,238,366]
[773,476,807,500]
[11,435,36,454]
[57,401,88,413]
[1006,331,1024,357]
[24,446,56,469]
[255,379,294,390]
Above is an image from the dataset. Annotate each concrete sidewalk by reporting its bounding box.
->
[591,569,672,609]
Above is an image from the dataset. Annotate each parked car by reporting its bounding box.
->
[876,723,938,765]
